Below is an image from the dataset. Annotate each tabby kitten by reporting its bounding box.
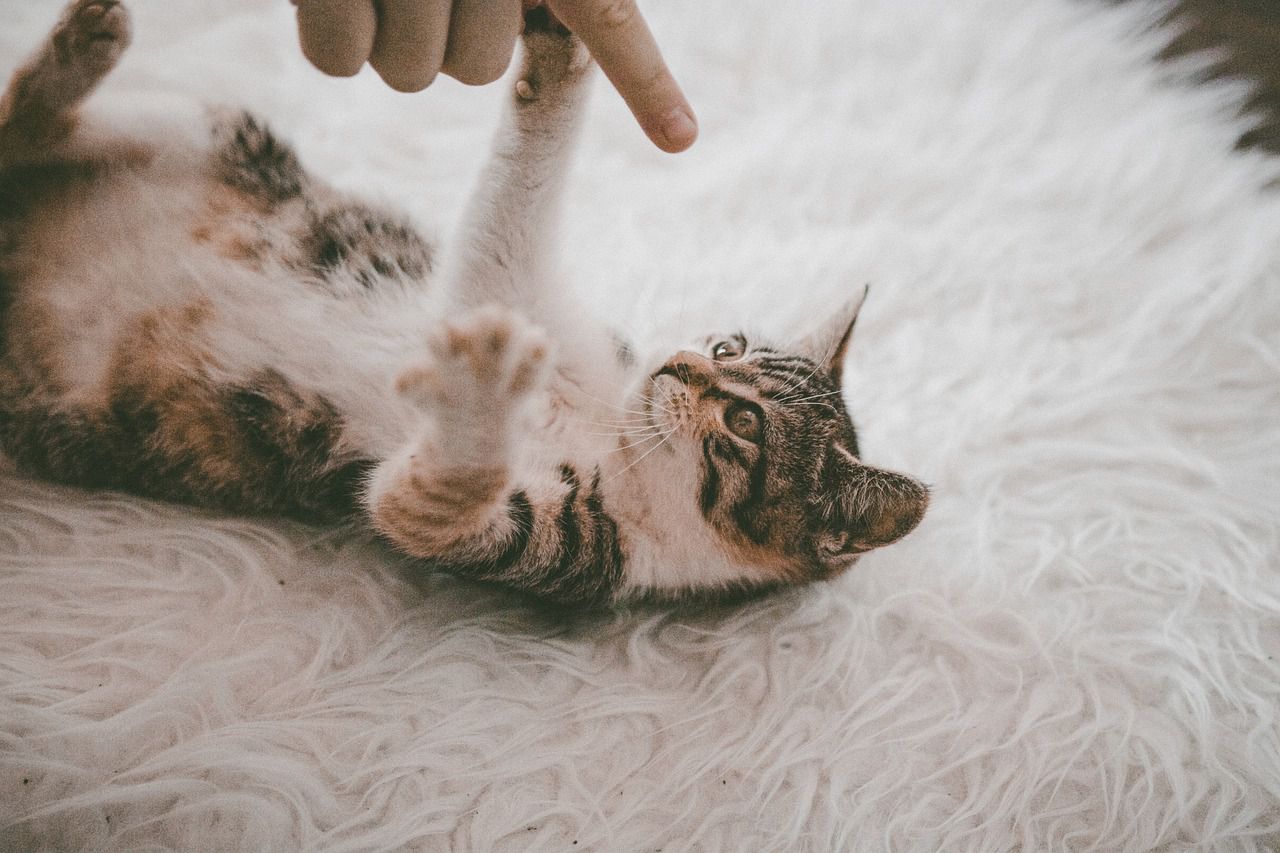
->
[0,0,928,606]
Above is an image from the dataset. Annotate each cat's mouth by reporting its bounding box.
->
[646,370,692,433]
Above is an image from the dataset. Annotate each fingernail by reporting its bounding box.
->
[660,108,698,151]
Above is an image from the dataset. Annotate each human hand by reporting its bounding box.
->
[293,0,697,153]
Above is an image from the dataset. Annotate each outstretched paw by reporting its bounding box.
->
[514,7,592,103]
[52,0,131,72]
[396,305,552,415]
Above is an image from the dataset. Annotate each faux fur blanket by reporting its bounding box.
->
[3,0,1279,850]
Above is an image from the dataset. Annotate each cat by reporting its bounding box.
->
[0,0,929,607]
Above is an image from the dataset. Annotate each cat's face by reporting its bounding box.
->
[640,304,928,588]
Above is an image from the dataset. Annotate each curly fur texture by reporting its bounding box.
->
[2,0,1279,849]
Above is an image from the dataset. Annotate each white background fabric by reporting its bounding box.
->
[2,0,1279,849]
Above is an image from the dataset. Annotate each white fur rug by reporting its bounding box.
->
[4,0,1280,850]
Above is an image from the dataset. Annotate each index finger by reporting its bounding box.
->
[544,0,697,153]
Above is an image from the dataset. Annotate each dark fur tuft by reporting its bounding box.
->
[300,204,433,290]
[215,111,305,204]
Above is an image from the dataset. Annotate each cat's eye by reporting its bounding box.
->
[711,336,746,361]
[724,401,764,443]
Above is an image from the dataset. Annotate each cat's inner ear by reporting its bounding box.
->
[820,447,928,555]
[798,286,869,386]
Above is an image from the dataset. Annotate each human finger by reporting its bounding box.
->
[369,0,452,92]
[545,0,696,152]
[441,0,523,86]
[296,0,378,77]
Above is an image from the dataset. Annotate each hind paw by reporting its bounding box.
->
[53,0,132,71]
[397,305,552,414]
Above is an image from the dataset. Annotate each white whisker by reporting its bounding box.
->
[777,388,843,405]
[571,387,672,418]
[772,360,827,401]
[578,428,668,439]
[614,429,676,453]
[604,426,679,483]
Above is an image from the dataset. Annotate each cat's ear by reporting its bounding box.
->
[819,447,928,555]
[798,286,869,386]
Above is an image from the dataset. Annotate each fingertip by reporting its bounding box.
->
[656,106,698,153]
[372,62,440,93]
[445,59,511,87]
[442,0,521,86]
[311,54,365,78]
[369,0,451,93]
[638,104,698,153]
[296,0,377,78]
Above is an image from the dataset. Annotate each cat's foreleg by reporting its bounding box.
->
[0,0,131,162]
[446,15,593,313]
[448,17,630,399]
[366,304,626,606]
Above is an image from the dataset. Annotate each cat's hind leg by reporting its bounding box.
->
[368,305,553,560]
[366,306,626,606]
[0,0,132,162]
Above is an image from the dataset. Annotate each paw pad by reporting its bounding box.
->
[55,0,131,66]
[397,306,552,411]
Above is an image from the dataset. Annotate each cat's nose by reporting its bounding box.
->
[659,350,718,390]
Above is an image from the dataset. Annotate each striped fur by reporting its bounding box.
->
[656,341,927,585]
[428,465,625,606]
[0,1,928,608]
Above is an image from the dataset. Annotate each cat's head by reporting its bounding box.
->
[636,296,928,595]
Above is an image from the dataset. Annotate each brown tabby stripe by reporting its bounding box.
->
[699,429,770,544]
[0,368,371,523]
[432,463,624,605]
[757,377,826,400]
[215,111,305,205]
[491,489,536,567]
[301,204,433,288]
[755,355,815,371]
[0,269,11,359]
[753,357,827,397]
[556,463,583,556]
[730,444,770,544]
[699,438,721,514]
[706,431,747,466]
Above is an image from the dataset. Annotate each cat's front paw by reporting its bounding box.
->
[396,305,552,417]
[514,8,592,103]
[53,0,131,70]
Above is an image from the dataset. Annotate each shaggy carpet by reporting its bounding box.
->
[3,0,1280,850]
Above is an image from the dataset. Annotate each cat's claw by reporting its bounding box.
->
[53,0,131,70]
[397,305,551,412]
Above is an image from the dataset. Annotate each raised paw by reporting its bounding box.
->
[514,7,592,103]
[396,305,552,414]
[52,0,132,70]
